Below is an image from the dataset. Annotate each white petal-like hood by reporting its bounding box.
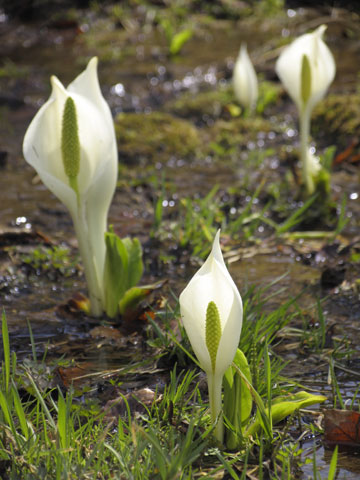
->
[275,25,335,112]
[23,55,118,231]
[23,64,116,202]
[233,44,258,111]
[179,230,243,376]
[23,57,118,314]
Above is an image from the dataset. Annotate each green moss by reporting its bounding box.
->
[312,94,360,145]
[165,81,281,124]
[206,117,281,154]
[165,87,234,122]
[115,111,201,164]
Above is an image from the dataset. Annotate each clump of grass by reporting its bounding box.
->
[151,178,326,260]
[0,275,330,478]
[22,245,78,278]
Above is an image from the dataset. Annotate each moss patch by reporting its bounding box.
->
[312,94,360,146]
[115,111,201,164]
[205,116,281,155]
[165,81,282,125]
[165,87,235,123]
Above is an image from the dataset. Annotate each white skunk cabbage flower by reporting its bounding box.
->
[233,43,258,112]
[23,57,118,316]
[275,25,335,114]
[275,25,335,195]
[179,230,243,442]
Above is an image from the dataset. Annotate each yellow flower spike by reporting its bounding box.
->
[301,54,312,106]
[61,97,80,196]
[205,301,222,374]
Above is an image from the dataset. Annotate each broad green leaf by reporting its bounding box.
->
[224,349,253,449]
[118,281,163,316]
[103,231,129,318]
[104,231,144,318]
[246,391,327,437]
[233,362,272,440]
[122,237,143,289]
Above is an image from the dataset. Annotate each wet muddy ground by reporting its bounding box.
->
[0,1,360,477]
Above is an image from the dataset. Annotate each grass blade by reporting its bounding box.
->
[327,446,338,480]
[2,311,11,393]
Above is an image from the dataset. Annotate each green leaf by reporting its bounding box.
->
[118,281,163,316]
[328,445,338,480]
[122,237,143,289]
[57,390,69,450]
[103,231,144,318]
[264,342,272,432]
[103,231,129,318]
[170,29,193,56]
[12,382,30,440]
[301,54,312,105]
[314,167,331,197]
[233,364,272,440]
[2,311,10,393]
[205,301,222,373]
[224,349,253,449]
[246,391,327,437]
[234,350,253,425]
[0,389,12,429]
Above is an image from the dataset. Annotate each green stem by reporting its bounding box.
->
[299,106,314,195]
[72,205,103,317]
[207,372,223,443]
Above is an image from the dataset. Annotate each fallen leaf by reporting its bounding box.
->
[57,362,95,388]
[90,326,122,340]
[324,409,360,447]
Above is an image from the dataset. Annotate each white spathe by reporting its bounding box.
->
[275,25,335,195]
[179,230,243,443]
[233,43,258,111]
[275,25,335,113]
[23,57,118,315]
[179,230,243,377]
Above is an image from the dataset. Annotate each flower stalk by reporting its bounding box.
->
[207,372,224,442]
